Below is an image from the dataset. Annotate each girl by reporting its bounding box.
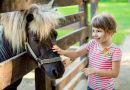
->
[52,12,122,90]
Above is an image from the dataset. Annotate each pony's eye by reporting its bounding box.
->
[33,37,39,43]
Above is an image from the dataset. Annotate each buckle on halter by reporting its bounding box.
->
[36,59,42,68]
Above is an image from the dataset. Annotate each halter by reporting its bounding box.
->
[25,37,61,68]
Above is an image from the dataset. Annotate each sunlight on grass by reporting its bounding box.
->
[112,31,126,45]
[57,2,130,46]
[98,2,130,31]
[56,29,74,39]
[57,5,79,15]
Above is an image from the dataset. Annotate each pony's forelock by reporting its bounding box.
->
[28,4,61,40]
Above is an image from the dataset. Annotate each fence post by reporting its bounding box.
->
[79,0,89,60]
[35,68,52,90]
[91,2,98,19]
[89,2,98,39]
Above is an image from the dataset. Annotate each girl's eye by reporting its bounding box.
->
[98,30,101,32]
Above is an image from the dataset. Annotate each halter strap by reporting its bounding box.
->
[25,37,61,68]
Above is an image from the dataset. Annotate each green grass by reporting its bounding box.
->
[98,2,130,45]
[98,2,130,31]
[100,0,128,2]
[56,29,74,39]
[57,2,130,46]
[57,5,79,15]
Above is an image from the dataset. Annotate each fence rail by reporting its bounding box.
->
[0,52,37,89]
[54,57,88,90]
[57,26,88,49]
[59,12,84,27]
[0,0,99,89]
[0,0,99,13]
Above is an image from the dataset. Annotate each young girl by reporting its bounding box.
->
[52,12,122,90]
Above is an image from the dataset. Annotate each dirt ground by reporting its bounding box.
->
[114,62,130,90]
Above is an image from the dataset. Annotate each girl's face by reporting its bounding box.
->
[92,27,112,45]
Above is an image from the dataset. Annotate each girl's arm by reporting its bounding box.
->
[82,61,120,78]
[52,45,89,58]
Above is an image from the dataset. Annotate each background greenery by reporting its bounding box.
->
[100,0,129,2]
[57,2,130,46]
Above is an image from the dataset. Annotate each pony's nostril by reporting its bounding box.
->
[52,69,58,77]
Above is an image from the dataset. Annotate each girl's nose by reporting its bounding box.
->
[93,32,98,37]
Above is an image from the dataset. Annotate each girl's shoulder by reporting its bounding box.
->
[109,43,122,61]
[109,43,122,53]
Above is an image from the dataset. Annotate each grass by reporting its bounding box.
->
[56,2,130,46]
[57,5,79,15]
[99,2,130,45]
[56,29,74,38]
[98,2,130,31]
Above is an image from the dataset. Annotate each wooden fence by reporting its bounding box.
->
[0,0,99,90]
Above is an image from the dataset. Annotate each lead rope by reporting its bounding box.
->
[25,37,42,68]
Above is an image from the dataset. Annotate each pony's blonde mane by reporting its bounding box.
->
[0,2,62,53]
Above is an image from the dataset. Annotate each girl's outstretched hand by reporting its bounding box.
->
[52,45,64,55]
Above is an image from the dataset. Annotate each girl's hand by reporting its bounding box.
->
[82,68,96,76]
[52,45,64,55]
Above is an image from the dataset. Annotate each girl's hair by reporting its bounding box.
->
[91,12,117,33]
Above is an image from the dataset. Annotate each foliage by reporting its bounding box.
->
[100,0,129,2]
[56,29,74,39]
[57,2,130,46]
[98,2,130,31]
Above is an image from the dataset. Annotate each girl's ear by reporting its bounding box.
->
[26,14,34,23]
[108,30,114,36]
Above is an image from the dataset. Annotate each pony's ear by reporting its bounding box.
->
[52,29,58,38]
[26,14,34,23]
[48,0,54,7]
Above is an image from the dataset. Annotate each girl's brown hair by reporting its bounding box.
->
[91,12,117,33]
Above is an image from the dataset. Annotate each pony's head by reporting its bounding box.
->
[0,0,65,79]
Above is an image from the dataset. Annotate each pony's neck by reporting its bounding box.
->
[0,30,17,62]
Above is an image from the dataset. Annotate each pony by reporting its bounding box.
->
[0,0,65,90]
